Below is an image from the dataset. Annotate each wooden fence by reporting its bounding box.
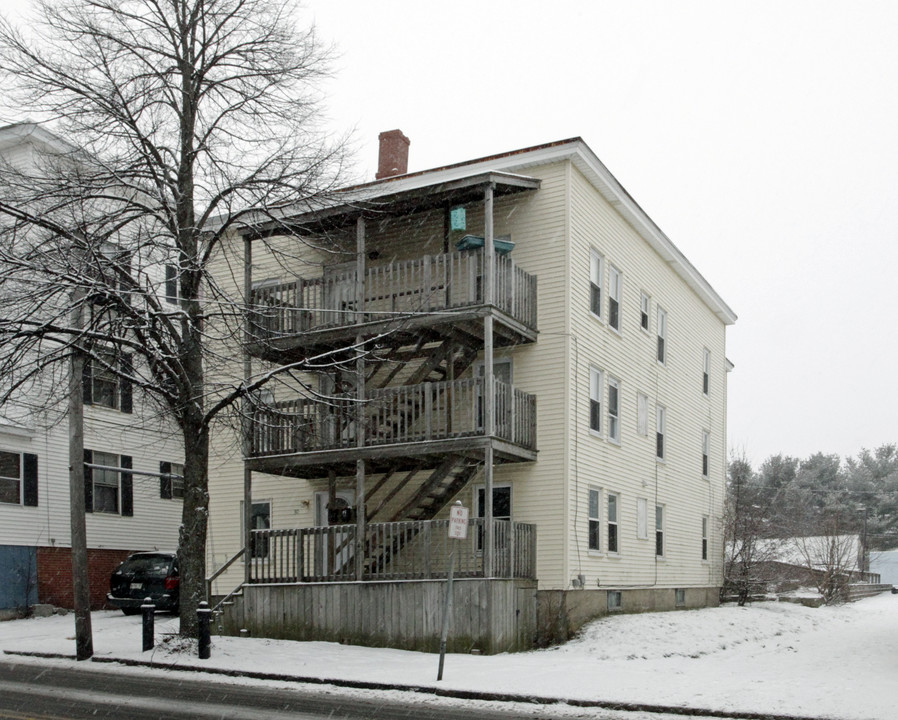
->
[246,518,537,584]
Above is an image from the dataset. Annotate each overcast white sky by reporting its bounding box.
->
[2,0,897,467]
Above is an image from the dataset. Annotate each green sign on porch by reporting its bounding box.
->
[449,206,466,231]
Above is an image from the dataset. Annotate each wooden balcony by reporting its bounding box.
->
[247,248,537,359]
[247,377,537,477]
[247,518,537,583]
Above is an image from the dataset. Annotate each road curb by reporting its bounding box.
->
[4,649,823,720]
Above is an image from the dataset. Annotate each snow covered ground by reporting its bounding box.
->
[1,592,896,720]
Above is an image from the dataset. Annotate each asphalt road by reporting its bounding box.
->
[0,657,569,720]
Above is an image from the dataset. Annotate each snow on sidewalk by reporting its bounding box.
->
[2,593,895,720]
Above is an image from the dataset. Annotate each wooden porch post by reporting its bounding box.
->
[355,215,367,581]
[243,234,254,585]
[483,183,495,579]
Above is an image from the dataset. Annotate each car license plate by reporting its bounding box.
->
[130,583,143,591]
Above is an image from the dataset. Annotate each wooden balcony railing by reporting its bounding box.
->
[250,248,537,340]
[247,518,537,583]
[250,377,536,457]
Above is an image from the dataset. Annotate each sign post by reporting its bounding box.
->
[438,502,468,680]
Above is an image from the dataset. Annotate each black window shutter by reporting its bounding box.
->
[83,449,93,513]
[120,455,133,516]
[23,453,38,507]
[119,353,133,414]
[165,264,178,303]
[82,358,93,405]
[160,461,172,499]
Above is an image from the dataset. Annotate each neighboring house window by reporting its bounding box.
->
[160,461,185,499]
[84,449,133,516]
[0,451,38,507]
[89,243,132,296]
[702,516,709,561]
[589,249,603,319]
[637,392,648,436]
[249,501,271,558]
[656,307,667,364]
[589,367,603,434]
[607,377,620,443]
[637,497,648,540]
[702,430,710,477]
[588,488,601,551]
[608,265,621,331]
[656,406,666,460]
[165,264,180,304]
[83,349,133,413]
[640,293,650,332]
[607,492,619,553]
[703,348,711,395]
[655,505,664,556]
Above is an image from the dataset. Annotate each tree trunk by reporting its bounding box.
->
[178,422,209,637]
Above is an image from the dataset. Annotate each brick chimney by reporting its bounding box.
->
[375,129,410,180]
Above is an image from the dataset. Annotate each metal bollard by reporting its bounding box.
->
[141,597,155,652]
[197,601,212,659]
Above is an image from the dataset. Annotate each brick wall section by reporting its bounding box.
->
[37,547,135,609]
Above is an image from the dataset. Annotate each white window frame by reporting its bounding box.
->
[656,307,667,364]
[608,264,621,332]
[170,461,185,499]
[637,497,648,540]
[0,451,22,505]
[655,505,665,557]
[92,450,121,514]
[702,430,710,477]
[656,405,666,461]
[607,492,619,554]
[640,292,650,332]
[589,367,603,435]
[241,499,272,559]
[703,348,711,396]
[607,377,621,444]
[589,249,604,320]
[607,590,622,610]
[588,487,601,552]
[637,392,648,436]
[702,516,709,561]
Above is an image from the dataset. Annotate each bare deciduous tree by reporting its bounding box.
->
[0,0,348,636]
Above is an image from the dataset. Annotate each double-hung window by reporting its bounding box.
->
[589,249,604,319]
[588,488,601,551]
[160,461,185,499]
[655,505,664,557]
[589,368,603,434]
[607,493,619,553]
[608,265,621,331]
[246,500,272,558]
[656,406,666,460]
[83,349,133,413]
[656,307,667,364]
[703,348,711,395]
[702,516,709,561]
[0,451,38,506]
[84,450,133,516]
[607,378,620,443]
[702,430,710,477]
[640,293,650,332]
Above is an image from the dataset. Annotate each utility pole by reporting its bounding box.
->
[68,289,93,660]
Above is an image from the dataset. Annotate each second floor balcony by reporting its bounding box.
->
[248,248,538,358]
[248,377,537,476]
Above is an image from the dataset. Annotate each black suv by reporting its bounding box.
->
[108,551,179,615]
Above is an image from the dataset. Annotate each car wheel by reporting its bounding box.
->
[121,607,141,616]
